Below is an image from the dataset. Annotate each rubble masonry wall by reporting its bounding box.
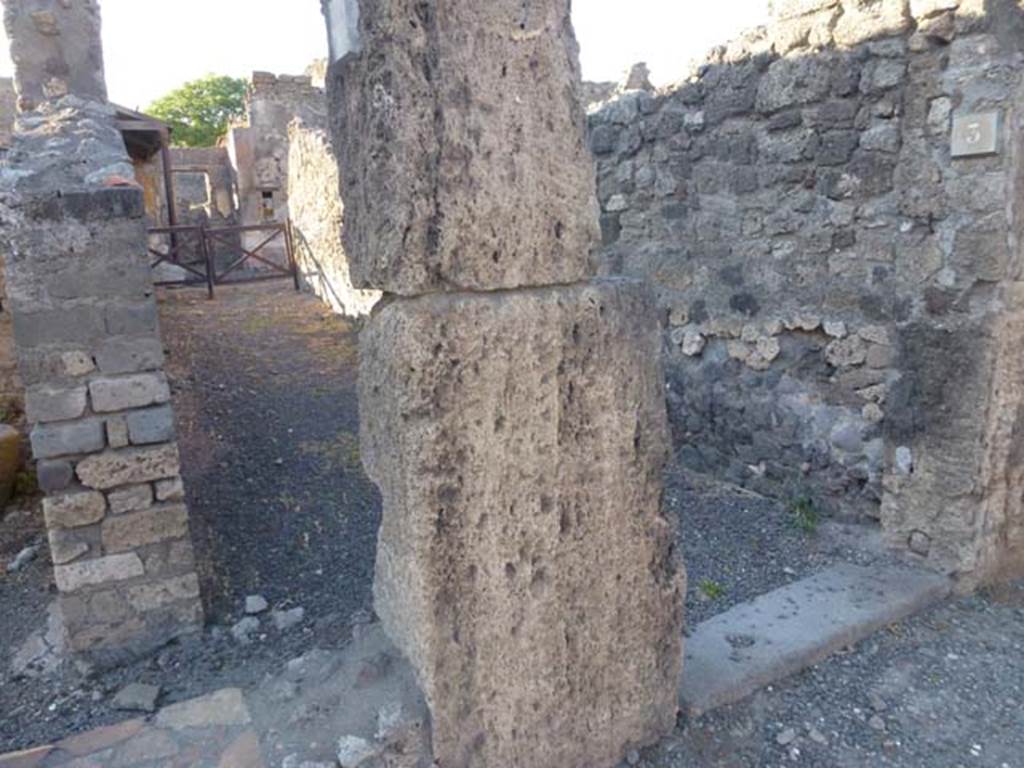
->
[591,0,1024,584]
[286,120,380,317]
[0,99,204,662]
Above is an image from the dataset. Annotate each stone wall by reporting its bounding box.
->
[0,76,15,153]
[0,98,203,662]
[590,0,1024,584]
[326,2,683,766]
[2,0,106,111]
[286,120,379,317]
[1,79,22,423]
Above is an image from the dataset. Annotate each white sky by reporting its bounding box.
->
[0,1,770,111]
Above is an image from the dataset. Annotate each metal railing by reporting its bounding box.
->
[148,221,299,298]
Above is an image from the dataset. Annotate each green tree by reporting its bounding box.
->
[147,75,247,148]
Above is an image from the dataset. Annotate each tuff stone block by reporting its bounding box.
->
[43,490,106,529]
[44,259,150,302]
[360,279,683,768]
[16,349,95,387]
[329,0,600,294]
[53,552,144,593]
[101,504,189,553]
[104,300,159,336]
[106,415,129,449]
[141,538,196,578]
[76,445,180,490]
[126,405,176,445]
[31,418,106,459]
[25,385,87,423]
[13,305,106,348]
[127,573,201,612]
[94,336,165,374]
[154,476,185,502]
[107,484,154,515]
[37,458,74,492]
[48,527,92,565]
[89,373,170,413]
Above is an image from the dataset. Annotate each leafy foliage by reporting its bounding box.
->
[147,75,247,148]
[698,579,727,600]
[788,495,820,535]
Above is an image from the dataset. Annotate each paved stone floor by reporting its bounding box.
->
[0,688,263,768]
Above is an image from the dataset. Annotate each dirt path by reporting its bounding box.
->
[160,280,380,627]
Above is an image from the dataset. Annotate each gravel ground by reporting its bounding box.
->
[671,468,902,626]
[1,281,1020,767]
[643,580,1024,768]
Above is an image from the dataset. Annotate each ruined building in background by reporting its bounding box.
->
[226,72,324,250]
[1,0,203,662]
[323,1,683,766]
[590,0,1024,586]
[136,69,379,317]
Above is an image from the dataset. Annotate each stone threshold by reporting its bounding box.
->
[680,563,953,716]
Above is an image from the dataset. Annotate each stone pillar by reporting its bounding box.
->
[325,2,684,766]
[1,101,204,664]
[2,0,107,111]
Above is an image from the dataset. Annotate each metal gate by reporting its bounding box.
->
[148,222,300,298]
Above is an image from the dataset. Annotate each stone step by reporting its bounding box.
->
[679,563,952,716]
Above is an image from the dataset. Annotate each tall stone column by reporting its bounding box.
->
[2,0,107,112]
[325,2,685,766]
[1,1,203,664]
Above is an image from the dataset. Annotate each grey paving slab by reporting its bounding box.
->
[680,563,952,715]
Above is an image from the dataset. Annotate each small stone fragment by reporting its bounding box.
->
[43,491,106,529]
[245,595,269,615]
[376,701,406,741]
[868,715,887,731]
[6,544,39,573]
[231,617,261,644]
[682,329,707,357]
[777,727,797,746]
[823,321,848,339]
[862,403,884,423]
[107,484,154,515]
[895,446,914,475]
[908,531,931,556]
[112,682,161,712]
[868,692,888,712]
[155,476,185,502]
[336,735,380,768]
[825,337,867,368]
[606,194,629,212]
[272,607,305,632]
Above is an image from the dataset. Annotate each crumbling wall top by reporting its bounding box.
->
[1,97,134,199]
[2,0,107,112]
